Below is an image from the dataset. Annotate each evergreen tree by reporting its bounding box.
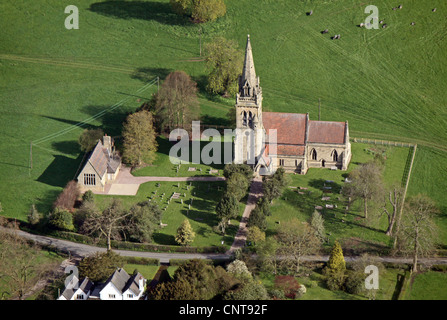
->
[27,204,41,225]
[324,240,346,291]
[175,219,195,246]
[327,240,346,272]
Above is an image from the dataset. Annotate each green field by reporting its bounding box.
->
[0,0,446,252]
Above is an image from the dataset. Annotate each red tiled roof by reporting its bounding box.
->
[308,121,346,144]
[263,112,307,145]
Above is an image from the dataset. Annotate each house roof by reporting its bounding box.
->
[308,121,346,144]
[263,112,307,145]
[84,138,120,179]
[60,277,94,300]
[105,268,144,296]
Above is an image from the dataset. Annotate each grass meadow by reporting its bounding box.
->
[0,0,446,252]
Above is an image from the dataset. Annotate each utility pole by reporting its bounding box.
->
[199,26,202,57]
[29,142,33,177]
[318,98,321,121]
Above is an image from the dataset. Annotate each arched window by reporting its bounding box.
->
[332,150,338,162]
[242,111,247,126]
[248,111,253,128]
[310,148,317,160]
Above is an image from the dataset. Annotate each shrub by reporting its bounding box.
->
[82,190,95,203]
[344,270,364,294]
[274,275,301,299]
[48,207,74,231]
[53,180,80,211]
[27,204,41,225]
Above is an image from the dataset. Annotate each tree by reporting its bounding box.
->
[324,240,346,291]
[343,161,384,219]
[276,219,321,274]
[226,260,253,281]
[154,70,199,133]
[224,280,269,300]
[175,219,195,246]
[0,230,56,300]
[247,226,265,245]
[215,192,239,234]
[78,128,104,152]
[396,194,439,272]
[247,205,267,231]
[81,199,132,250]
[205,37,243,97]
[226,172,249,201]
[223,163,253,181]
[78,250,124,282]
[48,207,74,231]
[122,110,158,167]
[310,210,326,243]
[327,240,346,272]
[263,167,289,204]
[170,0,226,23]
[27,204,41,226]
[191,0,226,22]
[53,180,80,211]
[124,201,162,243]
[381,185,404,236]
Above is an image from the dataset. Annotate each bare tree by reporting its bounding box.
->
[154,71,199,133]
[381,185,404,236]
[0,230,55,300]
[81,199,132,251]
[396,194,439,272]
[276,218,321,274]
[343,161,384,219]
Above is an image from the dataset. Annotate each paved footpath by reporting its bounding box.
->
[226,176,263,254]
[94,167,226,195]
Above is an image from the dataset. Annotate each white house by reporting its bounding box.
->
[58,268,146,301]
[58,275,94,300]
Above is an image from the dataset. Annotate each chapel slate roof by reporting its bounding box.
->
[87,139,120,179]
[60,277,94,300]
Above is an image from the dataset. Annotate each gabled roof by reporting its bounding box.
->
[308,120,346,144]
[60,277,94,300]
[84,137,120,179]
[104,268,144,296]
[88,140,109,178]
[263,112,307,145]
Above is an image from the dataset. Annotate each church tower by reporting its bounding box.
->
[234,35,264,165]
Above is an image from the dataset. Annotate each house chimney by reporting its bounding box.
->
[103,135,112,154]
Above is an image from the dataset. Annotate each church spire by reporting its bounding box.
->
[241,34,257,90]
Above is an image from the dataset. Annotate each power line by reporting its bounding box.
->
[32,78,157,146]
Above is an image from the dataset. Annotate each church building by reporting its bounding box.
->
[233,35,351,175]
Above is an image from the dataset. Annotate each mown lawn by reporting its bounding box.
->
[94,180,244,248]
[259,267,403,300]
[266,142,409,252]
[404,271,447,300]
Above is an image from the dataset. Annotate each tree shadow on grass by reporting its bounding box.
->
[89,1,189,26]
[131,67,172,84]
[152,232,176,245]
[37,154,84,188]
